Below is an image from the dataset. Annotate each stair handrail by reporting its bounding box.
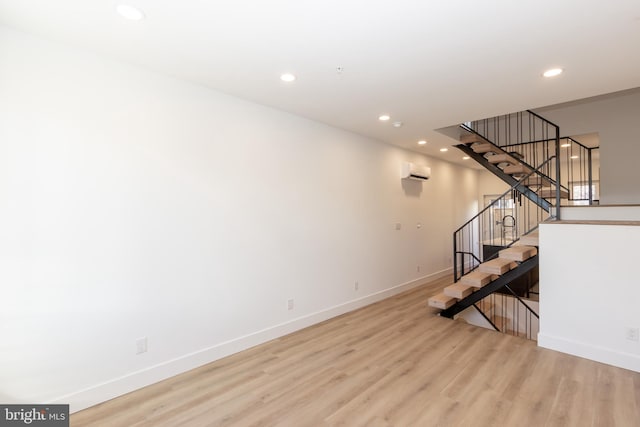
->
[527,109,561,130]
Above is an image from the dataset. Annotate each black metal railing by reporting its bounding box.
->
[447,109,597,340]
[472,289,539,341]
[453,158,557,282]
[462,110,599,208]
[463,110,559,151]
[462,110,562,210]
[559,137,599,204]
[477,135,599,205]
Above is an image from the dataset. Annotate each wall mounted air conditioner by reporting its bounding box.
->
[401,162,431,181]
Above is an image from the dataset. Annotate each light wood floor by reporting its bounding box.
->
[72,276,640,426]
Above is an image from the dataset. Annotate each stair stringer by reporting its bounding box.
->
[440,255,539,319]
[456,143,552,212]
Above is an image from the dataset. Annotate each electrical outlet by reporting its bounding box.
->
[395,223,401,230]
[136,337,148,355]
[354,281,359,291]
[287,299,294,311]
[626,327,639,342]
[417,266,420,273]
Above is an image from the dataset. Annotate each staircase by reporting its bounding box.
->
[456,132,558,211]
[429,229,538,318]
[428,110,598,340]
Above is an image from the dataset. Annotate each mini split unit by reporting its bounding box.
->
[401,162,431,181]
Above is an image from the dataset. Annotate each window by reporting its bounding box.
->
[570,181,599,204]
[490,198,515,209]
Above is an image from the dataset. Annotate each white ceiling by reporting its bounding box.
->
[1,0,639,166]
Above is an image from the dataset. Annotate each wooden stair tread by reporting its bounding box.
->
[470,142,497,154]
[428,293,457,310]
[521,175,552,187]
[499,246,538,262]
[503,164,532,175]
[460,133,486,144]
[487,153,520,165]
[478,258,517,275]
[444,283,474,299]
[519,231,539,246]
[460,271,498,288]
[538,188,569,199]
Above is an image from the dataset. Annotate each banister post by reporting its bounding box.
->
[588,148,593,205]
[555,126,561,219]
[453,233,458,282]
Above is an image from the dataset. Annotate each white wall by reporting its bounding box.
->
[535,89,640,205]
[477,170,509,208]
[0,26,479,411]
[538,222,640,372]
[561,205,640,221]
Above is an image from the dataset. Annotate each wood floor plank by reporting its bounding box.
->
[71,275,640,426]
[458,388,514,427]
[544,377,587,427]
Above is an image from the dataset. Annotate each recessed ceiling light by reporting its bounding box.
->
[570,155,579,159]
[440,148,448,152]
[417,140,427,145]
[280,73,296,82]
[378,114,391,121]
[463,156,470,160]
[116,4,145,21]
[561,143,571,147]
[392,121,403,128]
[543,68,563,78]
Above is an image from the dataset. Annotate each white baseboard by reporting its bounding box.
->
[55,267,452,413]
[538,333,640,373]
